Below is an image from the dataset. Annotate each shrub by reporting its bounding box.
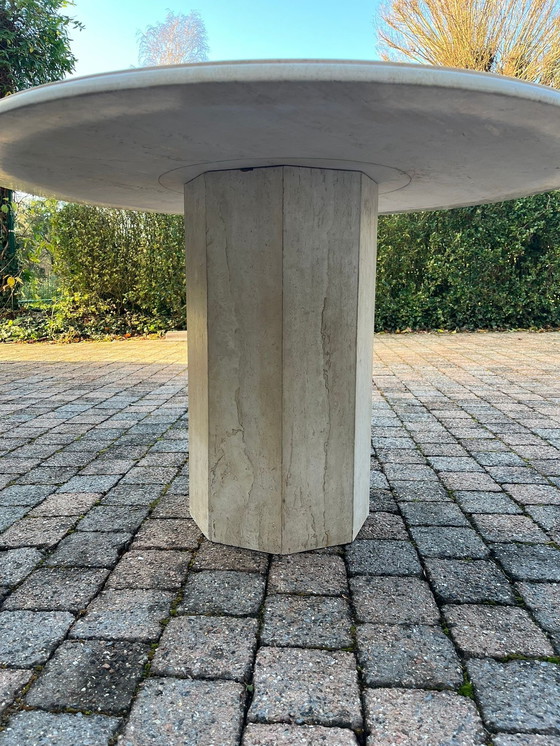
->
[4,191,560,343]
[52,203,185,322]
[376,192,560,330]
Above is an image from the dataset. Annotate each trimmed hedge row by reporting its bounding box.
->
[52,203,186,323]
[4,192,560,341]
[376,192,560,330]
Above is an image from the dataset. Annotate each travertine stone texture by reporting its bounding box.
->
[185,166,377,553]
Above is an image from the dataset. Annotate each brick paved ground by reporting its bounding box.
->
[0,333,558,745]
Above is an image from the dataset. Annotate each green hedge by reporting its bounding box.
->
[1,202,185,342]
[56,195,560,333]
[3,192,560,342]
[376,192,560,330]
[52,203,185,322]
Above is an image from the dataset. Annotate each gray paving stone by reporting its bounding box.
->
[415,432,460,445]
[248,647,362,728]
[70,589,173,640]
[350,575,439,624]
[10,444,59,459]
[152,615,258,681]
[428,456,484,472]
[517,582,560,632]
[472,514,549,543]
[77,506,149,532]
[455,490,523,514]
[138,452,186,467]
[356,512,408,539]
[268,554,348,595]
[0,548,43,586]
[356,623,462,688]
[45,453,99,468]
[421,443,470,457]
[168,475,188,493]
[0,516,77,548]
[487,467,548,484]
[444,603,554,657]
[364,688,486,746]
[400,502,470,526]
[2,567,109,611]
[7,332,560,741]
[26,638,148,714]
[424,558,516,603]
[102,484,162,506]
[346,540,422,576]
[383,464,439,481]
[372,426,408,441]
[80,458,136,474]
[29,492,100,517]
[492,543,560,581]
[262,595,352,648]
[121,677,245,746]
[0,711,121,746]
[107,549,191,589]
[193,541,268,572]
[64,439,108,452]
[369,489,399,513]
[179,570,265,616]
[151,492,191,518]
[514,445,560,460]
[467,659,560,733]
[242,724,359,745]
[0,507,29,532]
[505,484,560,505]
[16,466,78,485]
[58,474,121,493]
[493,737,560,746]
[457,438,504,451]
[474,452,525,466]
[132,518,201,549]
[373,436,415,450]
[46,531,131,567]
[0,610,74,666]
[369,470,390,489]
[440,471,501,491]
[376,447,426,463]
[0,669,32,714]
[391,480,451,501]
[410,526,489,559]
[149,439,188,453]
[525,505,560,531]
[532,460,560,476]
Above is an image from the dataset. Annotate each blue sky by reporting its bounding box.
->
[68,0,384,78]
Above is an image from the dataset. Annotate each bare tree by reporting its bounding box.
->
[138,9,209,66]
[378,0,560,84]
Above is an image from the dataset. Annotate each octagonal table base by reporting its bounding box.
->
[185,166,378,553]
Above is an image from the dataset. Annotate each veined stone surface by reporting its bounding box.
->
[2,61,560,213]
[185,166,377,553]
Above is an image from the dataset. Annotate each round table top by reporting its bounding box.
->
[1,59,560,214]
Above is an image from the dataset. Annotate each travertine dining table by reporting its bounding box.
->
[1,60,560,553]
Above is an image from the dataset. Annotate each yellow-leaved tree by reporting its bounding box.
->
[378,0,560,85]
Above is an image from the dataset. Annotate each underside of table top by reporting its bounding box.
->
[1,60,560,213]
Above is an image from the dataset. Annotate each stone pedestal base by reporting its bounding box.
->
[184,166,377,553]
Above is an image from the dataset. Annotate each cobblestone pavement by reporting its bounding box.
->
[0,333,559,745]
